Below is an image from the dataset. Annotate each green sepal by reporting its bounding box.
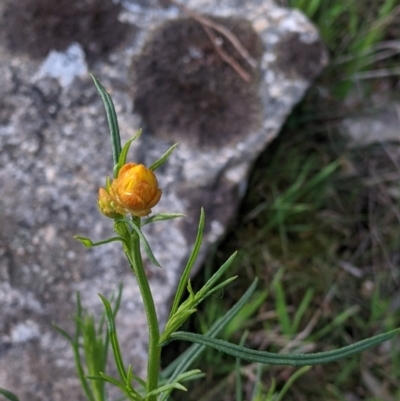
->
[90,74,122,171]
[74,235,126,248]
[105,176,112,191]
[0,389,21,401]
[115,130,142,177]
[149,143,178,171]
[142,213,185,227]
[168,328,400,366]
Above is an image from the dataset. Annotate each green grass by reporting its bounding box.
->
[285,0,400,97]
[163,1,400,400]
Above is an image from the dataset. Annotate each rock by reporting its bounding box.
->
[342,102,400,146]
[0,0,327,399]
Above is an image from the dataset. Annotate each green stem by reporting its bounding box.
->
[125,217,161,401]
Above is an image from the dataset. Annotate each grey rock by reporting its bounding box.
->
[342,102,400,146]
[0,1,327,399]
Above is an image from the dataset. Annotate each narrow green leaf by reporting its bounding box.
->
[202,276,237,300]
[90,74,122,170]
[235,332,248,401]
[169,328,400,366]
[126,363,146,389]
[142,213,185,227]
[292,288,314,334]
[274,280,292,335]
[266,382,276,401]
[116,130,142,175]
[91,373,142,401]
[113,283,124,319]
[52,323,74,344]
[159,279,258,401]
[74,236,126,248]
[172,369,203,383]
[98,294,128,382]
[251,364,265,401]
[81,315,106,401]
[224,290,268,339]
[312,305,360,341]
[149,143,178,171]
[168,208,205,319]
[53,323,96,401]
[145,382,187,398]
[0,388,20,401]
[198,252,237,298]
[75,292,83,341]
[120,218,161,267]
[275,366,311,401]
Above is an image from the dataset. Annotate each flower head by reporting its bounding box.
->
[108,163,162,217]
[98,187,121,218]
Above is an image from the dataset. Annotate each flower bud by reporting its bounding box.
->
[110,163,162,217]
[98,187,121,218]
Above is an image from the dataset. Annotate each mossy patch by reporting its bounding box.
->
[275,32,326,81]
[0,0,134,61]
[130,16,264,149]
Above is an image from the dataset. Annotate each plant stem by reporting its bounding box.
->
[127,217,160,401]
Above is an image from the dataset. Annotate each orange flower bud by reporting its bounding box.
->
[98,187,122,218]
[110,163,162,217]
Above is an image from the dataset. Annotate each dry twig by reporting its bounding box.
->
[202,24,251,82]
[166,0,256,81]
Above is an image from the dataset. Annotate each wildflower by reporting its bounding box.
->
[109,163,162,217]
[98,187,121,218]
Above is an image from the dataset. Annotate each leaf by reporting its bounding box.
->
[88,373,142,401]
[159,279,258,401]
[53,320,96,401]
[144,383,187,399]
[120,218,161,267]
[98,294,128,383]
[201,276,238,301]
[0,389,21,401]
[198,252,237,298]
[90,74,121,171]
[116,130,142,175]
[127,364,146,389]
[74,236,126,248]
[168,328,400,366]
[142,213,185,227]
[168,208,205,316]
[275,366,311,401]
[149,143,178,171]
[52,323,74,344]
